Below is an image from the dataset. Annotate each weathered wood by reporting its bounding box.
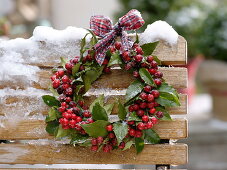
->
[0,67,188,90]
[0,94,187,116]
[0,143,188,165]
[0,119,187,140]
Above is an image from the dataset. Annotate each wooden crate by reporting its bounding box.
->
[0,35,188,169]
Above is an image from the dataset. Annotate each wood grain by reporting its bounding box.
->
[0,119,187,140]
[0,67,188,90]
[0,94,187,116]
[0,143,188,165]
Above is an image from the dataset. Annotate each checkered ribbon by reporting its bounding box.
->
[90,9,145,65]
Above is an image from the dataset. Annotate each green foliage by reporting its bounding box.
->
[118,100,127,120]
[141,42,159,56]
[128,112,142,121]
[144,129,160,144]
[108,52,123,67]
[156,107,172,121]
[42,95,60,107]
[139,68,156,87]
[125,80,144,103]
[92,103,108,121]
[45,107,61,122]
[113,122,128,144]
[135,137,144,154]
[46,120,59,135]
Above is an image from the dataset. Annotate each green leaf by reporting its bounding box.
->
[113,122,128,144]
[45,107,60,122]
[141,41,159,56]
[118,100,127,120]
[70,134,89,146]
[42,95,60,107]
[72,63,81,77]
[87,29,98,45]
[81,120,110,138]
[56,125,70,138]
[135,137,144,154]
[123,140,134,151]
[80,33,89,56]
[60,57,67,68]
[108,52,122,67]
[104,103,114,115]
[139,68,156,87]
[135,32,139,44]
[49,86,59,97]
[153,55,162,65]
[144,129,160,144]
[92,102,108,121]
[128,112,142,121]
[156,107,172,121]
[125,80,144,103]
[89,94,104,112]
[82,74,91,93]
[74,85,84,95]
[46,120,59,135]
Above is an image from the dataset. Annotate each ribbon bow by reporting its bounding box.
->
[90,9,145,65]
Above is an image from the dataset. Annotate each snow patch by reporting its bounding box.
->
[140,20,179,46]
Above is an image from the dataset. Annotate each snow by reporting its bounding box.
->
[140,20,179,46]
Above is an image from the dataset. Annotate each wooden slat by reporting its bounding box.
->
[0,119,187,140]
[0,143,188,165]
[0,67,188,90]
[0,94,187,116]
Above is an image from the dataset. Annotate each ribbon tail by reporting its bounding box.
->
[120,31,134,52]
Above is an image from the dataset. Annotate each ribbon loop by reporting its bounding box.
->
[90,9,144,65]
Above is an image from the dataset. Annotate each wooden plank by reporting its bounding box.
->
[0,94,187,116]
[0,119,187,140]
[0,143,188,165]
[0,67,188,90]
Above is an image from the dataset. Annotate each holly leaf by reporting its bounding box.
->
[80,33,90,56]
[87,29,98,45]
[156,107,172,121]
[113,122,128,144]
[49,86,59,97]
[125,80,144,103]
[74,85,84,95]
[144,129,160,144]
[72,63,81,77]
[92,102,108,121]
[123,140,134,151]
[135,32,139,44]
[60,57,67,68]
[128,112,142,121]
[118,100,127,120]
[139,68,156,87]
[104,103,114,115]
[45,107,60,122]
[56,125,70,138]
[42,95,60,107]
[141,41,159,56]
[153,55,162,65]
[89,94,104,112]
[108,52,122,67]
[46,120,59,135]
[135,137,144,154]
[70,134,89,146]
[81,120,110,137]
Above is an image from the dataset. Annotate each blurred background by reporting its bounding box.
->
[1,0,227,169]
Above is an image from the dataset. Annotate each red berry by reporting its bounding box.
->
[154,101,160,107]
[147,94,154,102]
[142,115,149,122]
[156,111,164,118]
[115,42,122,50]
[108,132,115,139]
[65,63,73,70]
[151,117,158,124]
[135,130,142,138]
[128,105,134,112]
[73,107,80,113]
[72,58,79,64]
[83,110,91,118]
[69,119,76,127]
[129,128,136,136]
[57,69,65,77]
[91,138,98,145]
[122,51,130,58]
[149,108,156,114]
[58,106,66,113]
[148,68,157,75]
[91,145,98,151]
[102,59,109,65]
[86,54,93,61]
[151,61,158,68]
[62,75,69,83]
[144,85,152,93]
[62,125,69,129]
[147,102,155,109]
[154,71,163,78]
[154,79,162,86]
[62,118,69,125]
[147,121,153,129]
[62,112,71,119]
[87,118,94,123]
[140,92,148,100]
[133,104,139,111]
[133,43,139,48]
[78,100,84,107]
[65,97,72,103]
[124,63,132,70]
[71,114,77,120]
[62,83,70,90]
[151,90,160,98]
[104,67,111,73]
[76,116,82,123]
[65,88,73,95]
[103,144,111,152]
[75,124,82,131]
[127,121,135,125]
[61,102,67,107]
[134,55,143,62]
[106,125,113,132]
[119,142,125,149]
[110,46,116,53]
[133,71,140,78]
[137,122,145,130]
[52,79,60,89]
[147,56,154,63]
[136,109,145,116]
[139,102,147,109]
[141,62,148,68]
[97,136,104,144]
[79,65,85,71]
[51,75,57,81]
[135,47,143,55]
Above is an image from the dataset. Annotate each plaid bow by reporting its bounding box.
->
[90,9,145,65]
